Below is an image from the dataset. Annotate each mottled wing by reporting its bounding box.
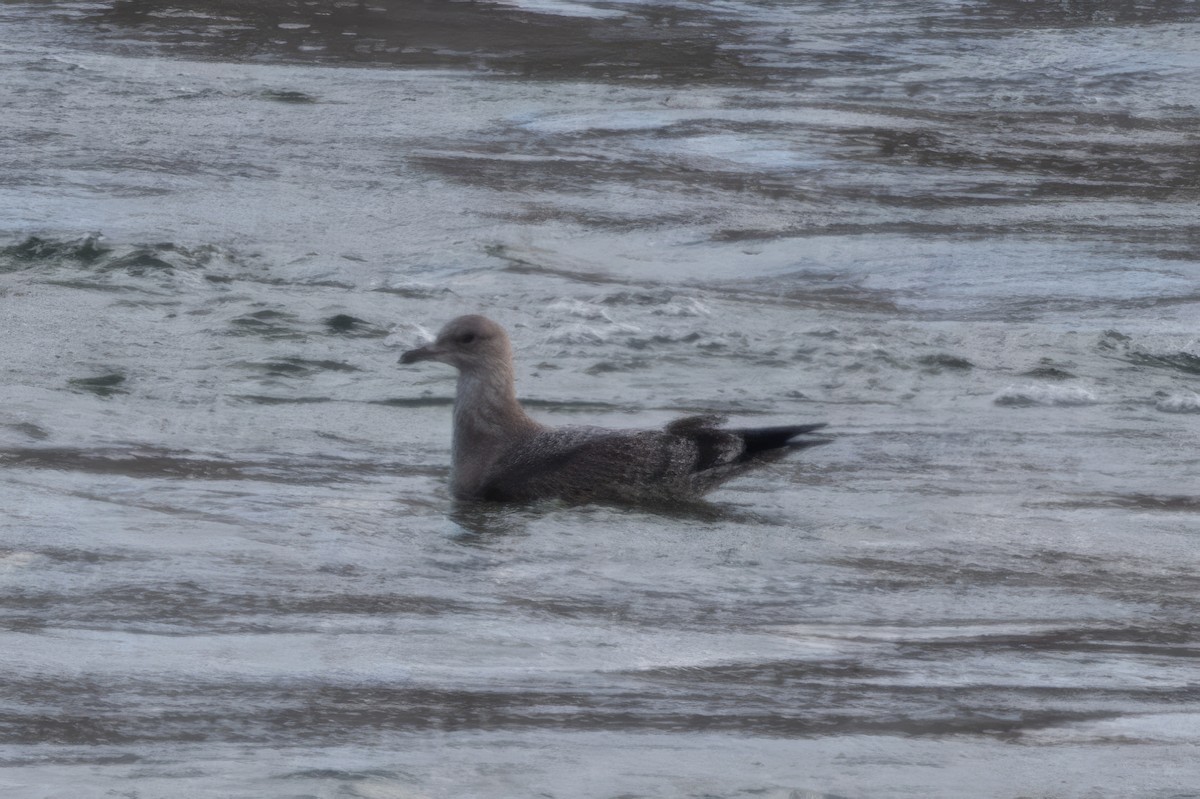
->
[480,417,827,503]
[481,426,707,503]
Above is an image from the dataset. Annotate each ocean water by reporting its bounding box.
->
[1,1,1199,797]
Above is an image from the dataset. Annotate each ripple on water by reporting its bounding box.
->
[2,0,1200,796]
[1156,392,1200,414]
[994,384,1099,407]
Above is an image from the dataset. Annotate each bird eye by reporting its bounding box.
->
[459,332,476,345]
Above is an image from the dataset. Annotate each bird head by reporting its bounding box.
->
[399,314,512,375]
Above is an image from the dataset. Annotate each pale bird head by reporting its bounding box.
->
[399,314,512,374]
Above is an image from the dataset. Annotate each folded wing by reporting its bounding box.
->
[478,415,828,503]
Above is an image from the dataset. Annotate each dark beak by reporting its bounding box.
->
[400,344,439,364]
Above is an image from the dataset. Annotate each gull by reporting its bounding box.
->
[400,315,827,503]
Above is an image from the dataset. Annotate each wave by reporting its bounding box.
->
[994,384,1099,407]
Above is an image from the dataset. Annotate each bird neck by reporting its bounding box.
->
[451,365,539,484]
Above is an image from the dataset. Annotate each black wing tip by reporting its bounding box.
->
[736,423,830,457]
[739,422,829,438]
[784,422,828,437]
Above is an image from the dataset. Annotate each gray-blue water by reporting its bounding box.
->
[2,1,1199,796]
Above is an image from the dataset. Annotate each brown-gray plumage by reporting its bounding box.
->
[400,314,828,504]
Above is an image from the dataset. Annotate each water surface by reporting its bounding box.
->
[2,0,1199,796]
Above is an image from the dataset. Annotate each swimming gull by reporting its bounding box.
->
[400,314,828,503]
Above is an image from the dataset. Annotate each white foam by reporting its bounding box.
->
[0,551,42,572]
[492,0,626,18]
[385,322,436,350]
[652,297,711,317]
[640,132,817,171]
[1030,712,1200,745]
[547,298,614,321]
[994,384,1099,407]
[519,110,679,135]
[1155,392,1200,414]
[545,321,637,345]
